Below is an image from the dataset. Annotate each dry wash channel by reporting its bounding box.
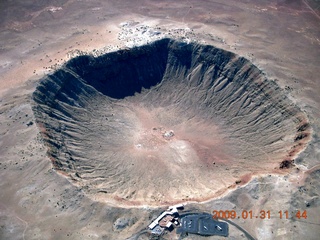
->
[32,38,311,206]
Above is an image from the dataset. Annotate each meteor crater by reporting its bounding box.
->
[32,38,311,206]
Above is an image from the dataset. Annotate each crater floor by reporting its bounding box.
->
[33,38,311,206]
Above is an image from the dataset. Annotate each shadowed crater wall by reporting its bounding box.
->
[32,38,311,206]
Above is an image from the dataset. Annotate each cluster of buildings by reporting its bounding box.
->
[147,204,229,237]
[148,204,184,235]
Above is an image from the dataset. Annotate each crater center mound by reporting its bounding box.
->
[33,38,311,206]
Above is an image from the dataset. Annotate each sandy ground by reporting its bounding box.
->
[0,0,320,239]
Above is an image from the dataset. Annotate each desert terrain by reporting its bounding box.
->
[0,0,319,239]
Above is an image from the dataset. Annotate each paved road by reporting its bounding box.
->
[218,218,256,240]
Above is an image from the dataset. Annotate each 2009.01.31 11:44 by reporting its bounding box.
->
[212,210,307,220]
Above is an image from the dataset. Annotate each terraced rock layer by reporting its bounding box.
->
[32,38,311,206]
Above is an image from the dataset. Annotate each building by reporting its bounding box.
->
[148,204,184,233]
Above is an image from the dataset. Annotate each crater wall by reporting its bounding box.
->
[33,39,311,206]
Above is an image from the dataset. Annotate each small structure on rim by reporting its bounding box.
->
[148,204,184,235]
